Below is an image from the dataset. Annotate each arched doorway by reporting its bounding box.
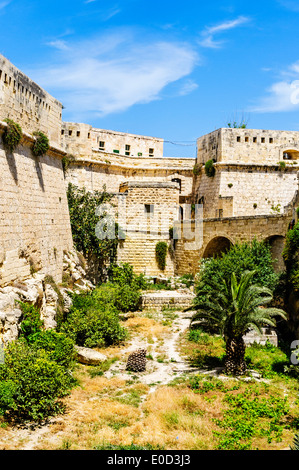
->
[202,236,232,259]
[265,235,285,272]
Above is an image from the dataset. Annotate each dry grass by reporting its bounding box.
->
[0,313,297,450]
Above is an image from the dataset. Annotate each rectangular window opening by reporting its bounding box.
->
[149,148,154,156]
[261,137,265,143]
[125,144,131,156]
[144,204,154,216]
[237,136,241,142]
[99,141,105,149]
[76,131,80,137]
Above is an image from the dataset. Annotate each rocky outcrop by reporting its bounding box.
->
[0,249,94,344]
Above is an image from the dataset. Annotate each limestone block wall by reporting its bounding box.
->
[0,123,73,287]
[197,128,299,165]
[194,164,298,218]
[61,122,164,158]
[174,213,290,276]
[0,54,63,147]
[64,151,195,197]
[117,182,180,276]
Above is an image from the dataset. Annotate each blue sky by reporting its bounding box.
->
[1,0,299,157]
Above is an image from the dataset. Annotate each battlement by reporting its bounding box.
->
[197,127,299,165]
[0,54,63,147]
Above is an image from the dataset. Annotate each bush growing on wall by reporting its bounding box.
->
[155,242,168,271]
[2,118,23,152]
[204,160,216,178]
[32,131,49,157]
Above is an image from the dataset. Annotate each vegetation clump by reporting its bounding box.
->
[2,118,22,152]
[191,270,286,375]
[60,263,147,348]
[204,159,215,177]
[190,240,286,375]
[67,183,123,279]
[32,131,49,156]
[0,302,76,422]
[155,241,168,271]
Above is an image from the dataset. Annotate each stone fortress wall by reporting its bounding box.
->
[194,128,299,219]
[0,54,73,288]
[0,52,299,284]
[0,55,63,147]
[0,122,73,288]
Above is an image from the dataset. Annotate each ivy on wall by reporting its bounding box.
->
[283,221,299,290]
[155,241,168,271]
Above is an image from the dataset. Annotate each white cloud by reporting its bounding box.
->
[250,61,299,112]
[31,33,198,118]
[199,16,250,49]
[46,40,70,51]
[179,79,199,96]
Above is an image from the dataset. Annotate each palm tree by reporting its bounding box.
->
[190,270,287,376]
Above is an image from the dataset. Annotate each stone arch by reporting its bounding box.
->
[202,236,233,259]
[264,235,285,272]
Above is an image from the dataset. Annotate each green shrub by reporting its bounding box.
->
[108,263,135,286]
[2,119,23,152]
[60,301,127,348]
[196,239,278,300]
[113,284,141,312]
[245,342,288,378]
[18,302,44,343]
[31,329,75,369]
[32,131,49,157]
[0,340,75,421]
[155,242,168,271]
[204,159,215,177]
[108,263,148,290]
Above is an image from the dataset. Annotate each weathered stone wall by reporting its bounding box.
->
[197,127,299,165]
[0,122,73,287]
[193,164,298,218]
[61,122,164,158]
[174,213,291,276]
[0,54,63,147]
[117,181,180,276]
[64,151,195,197]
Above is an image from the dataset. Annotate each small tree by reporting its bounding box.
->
[67,183,123,279]
[191,271,286,375]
